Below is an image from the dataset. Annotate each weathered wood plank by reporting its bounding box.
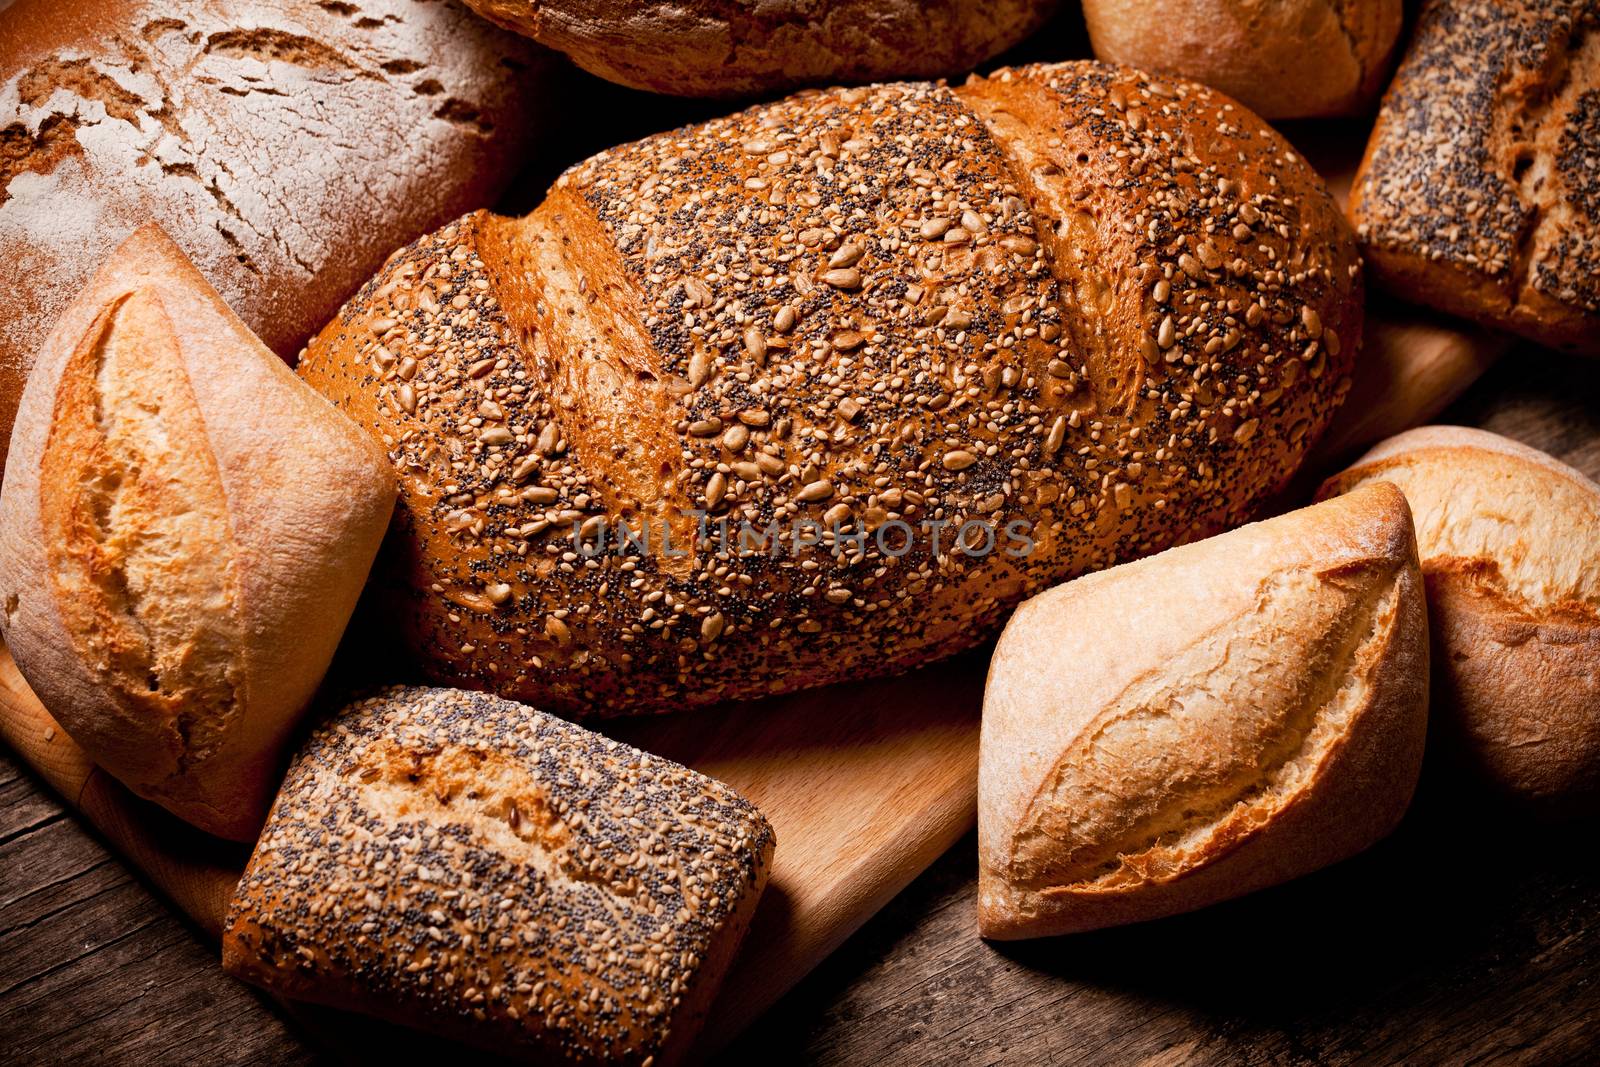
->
[0,751,312,1065]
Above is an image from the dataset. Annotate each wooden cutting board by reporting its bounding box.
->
[0,137,1510,1058]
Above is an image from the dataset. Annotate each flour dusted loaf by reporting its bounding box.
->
[979,482,1428,939]
[1082,0,1403,119]
[223,685,774,1066]
[0,226,396,840]
[0,0,545,476]
[299,60,1364,718]
[1320,427,1600,813]
[460,0,1055,98]
[1350,0,1600,355]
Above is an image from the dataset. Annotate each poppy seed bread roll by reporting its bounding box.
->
[1350,0,1600,355]
[299,61,1364,718]
[223,685,775,1066]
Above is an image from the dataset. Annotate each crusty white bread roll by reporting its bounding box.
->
[1319,426,1600,814]
[1082,0,1402,119]
[460,0,1055,97]
[0,225,396,840]
[979,482,1428,939]
[300,60,1364,719]
[224,685,775,1066]
[1350,0,1600,355]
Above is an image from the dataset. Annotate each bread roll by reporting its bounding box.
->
[0,225,396,840]
[1319,426,1600,813]
[1081,0,1402,119]
[1350,0,1600,355]
[979,482,1428,939]
[300,61,1364,718]
[223,685,774,1066]
[459,0,1055,97]
[0,0,546,478]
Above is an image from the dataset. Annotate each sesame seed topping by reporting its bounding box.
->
[297,61,1360,717]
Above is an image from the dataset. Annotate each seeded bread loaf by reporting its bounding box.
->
[459,0,1056,98]
[0,225,396,840]
[1319,427,1600,814]
[1350,0,1600,355]
[223,685,774,1066]
[979,482,1428,938]
[299,61,1364,719]
[1082,0,1403,119]
[0,0,546,479]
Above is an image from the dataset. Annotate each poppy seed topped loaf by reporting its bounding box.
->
[299,61,1364,718]
[1350,0,1600,355]
[222,685,774,1065]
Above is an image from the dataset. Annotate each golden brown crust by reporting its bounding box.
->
[461,0,1054,97]
[299,61,1363,719]
[1350,0,1600,355]
[222,685,775,1066]
[0,225,397,839]
[0,0,547,478]
[978,482,1428,938]
[38,289,245,798]
[1082,0,1404,119]
[1318,425,1600,813]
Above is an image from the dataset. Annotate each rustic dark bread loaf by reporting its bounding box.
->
[0,225,396,840]
[1350,0,1600,355]
[459,0,1056,97]
[1082,0,1403,119]
[299,61,1364,718]
[1319,426,1600,814]
[0,0,547,478]
[979,482,1428,938]
[223,685,774,1066]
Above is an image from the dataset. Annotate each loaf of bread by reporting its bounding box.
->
[1081,0,1402,119]
[1350,0,1600,356]
[299,61,1364,718]
[1319,427,1600,814]
[459,0,1055,97]
[979,482,1428,939]
[0,225,396,840]
[223,685,774,1065]
[0,0,546,478]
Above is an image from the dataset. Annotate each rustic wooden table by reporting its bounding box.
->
[3,343,1598,1065]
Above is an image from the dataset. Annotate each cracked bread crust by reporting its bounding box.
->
[460,0,1056,98]
[0,0,548,477]
[978,482,1428,938]
[0,225,397,839]
[299,61,1363,719]
[1082,0,1404,119]
[1319,426,1600,814]
[1350,0,1600,355]
[222,685,774,1067]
